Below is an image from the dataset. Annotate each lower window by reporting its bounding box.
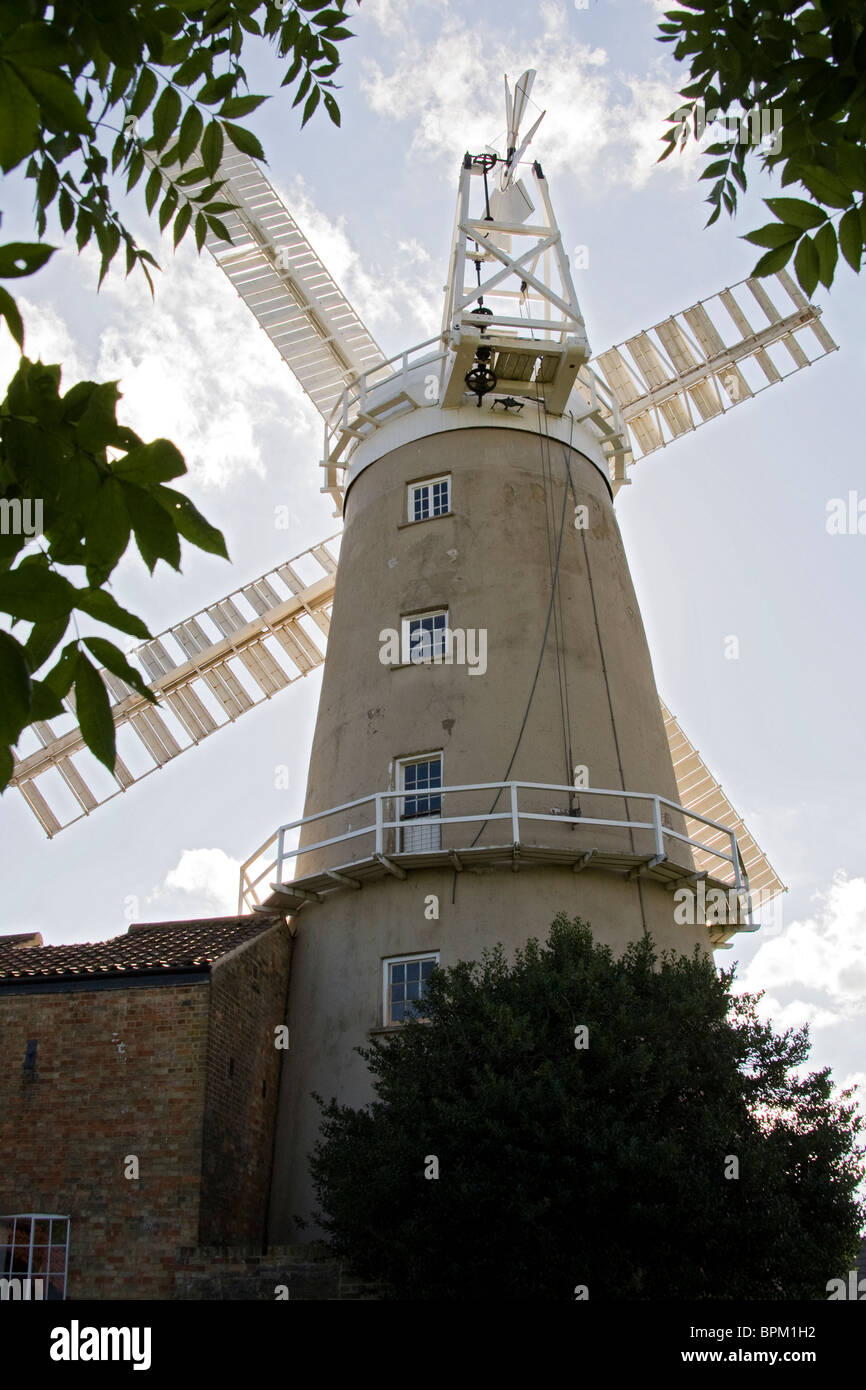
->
[383,952,439,1026]
[0,1213,69,1300]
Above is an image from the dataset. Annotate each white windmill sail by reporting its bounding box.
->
[8,537,340,836]
[180,139,388,417]
[595,269,836,490]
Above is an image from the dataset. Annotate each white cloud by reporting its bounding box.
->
[359,0,684,194]
[1,238,323,491]
[154,847,242,915]
[0,295,88,387]
[274,175,441,346]
[737,873,866,1029]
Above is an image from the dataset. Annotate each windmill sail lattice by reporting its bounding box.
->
[8,537,340,836]
[195,140,387,417]
[597,269,836,483]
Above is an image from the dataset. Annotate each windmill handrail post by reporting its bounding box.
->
[510,782,520,846]
[374,793,384,856]
[652,796,665,860]
[276,826,286,887]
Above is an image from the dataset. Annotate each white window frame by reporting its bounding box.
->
[396,751,443,853]
[401,609,449,665]
[0,1213,69,1300]
[382,952,440,1027]
[407,474,451,523]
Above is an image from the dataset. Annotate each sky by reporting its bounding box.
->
[1,0,865,1133]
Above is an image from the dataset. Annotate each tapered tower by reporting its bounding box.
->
[266,75,743,1236]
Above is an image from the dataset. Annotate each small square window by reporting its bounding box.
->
[408,476,450,523]
[403,611,448,664]
[383,953,439,1026]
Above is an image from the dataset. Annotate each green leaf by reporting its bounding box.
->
[323,91,340,126]
[126,147,145,193]
[125,483,183,572]
[83,636,155,702]
[742,223,800,249]
[798,165,854,210]
[201,118,224,176]
[177,103,204,166]
[153,486,229,559]
[699,159,731,181]
[793,234,820,297]
[0,285,24,347]
[112,438,186,486]
[0,743,14,791]
[13,64,91,136]
[221,121,265,160]
[151,83,182,152]
[58,185,75,232]
[813,221,838,288]
[302,86,320,127]
[29,677,64,720]
[218,94,267,117]
[0,241,56,278]
[145,165,162,215]
[76,380,122,452]
[197,73,237,105]
[752,241,797,277]
[23,616,68,673]
[129,67,159,118]
[174,163,208,186]
[0,563,76,622]
[72,588,150,640]
[42,640,79,699]
[75,208,93,251]
[0,65,40,170]
[205,214,233,243]
[195,211,208,252]
[85,478,131,584]
[73,650,116,771]
[0,630,32,744]
[159,186,179,231]
[764,197,827,230]
[838,207,863,272]
[173,200,192,247]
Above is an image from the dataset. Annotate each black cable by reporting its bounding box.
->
[464,431,573,851]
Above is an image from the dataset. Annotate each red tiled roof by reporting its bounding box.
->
[0,914,283,984]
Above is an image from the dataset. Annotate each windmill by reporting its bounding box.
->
[8,72,832,897]
[7,71,838,1235]
[8,78,833,865]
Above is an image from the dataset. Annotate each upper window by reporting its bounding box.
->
[408,475,450,523]
[383,953,439,1026]
[403,610,447,663]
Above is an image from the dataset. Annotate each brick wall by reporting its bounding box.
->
[199,922,292,1245]
[0,980,209,1299]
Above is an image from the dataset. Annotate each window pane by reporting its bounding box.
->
[421,960,435,979]
[432,480,449,515]
[407,981,420,1000]
[391,962,405,983]
[406,961,420,980]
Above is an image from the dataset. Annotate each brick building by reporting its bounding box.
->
[0,914,291,1299]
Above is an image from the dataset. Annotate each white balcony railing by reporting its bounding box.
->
[239,780,752,923]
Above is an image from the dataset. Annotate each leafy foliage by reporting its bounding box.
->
[0,3,358,788]
[0,1,357,287]
[311,916,865,1301]
[657,0,866,294]
[0,356,228,787]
